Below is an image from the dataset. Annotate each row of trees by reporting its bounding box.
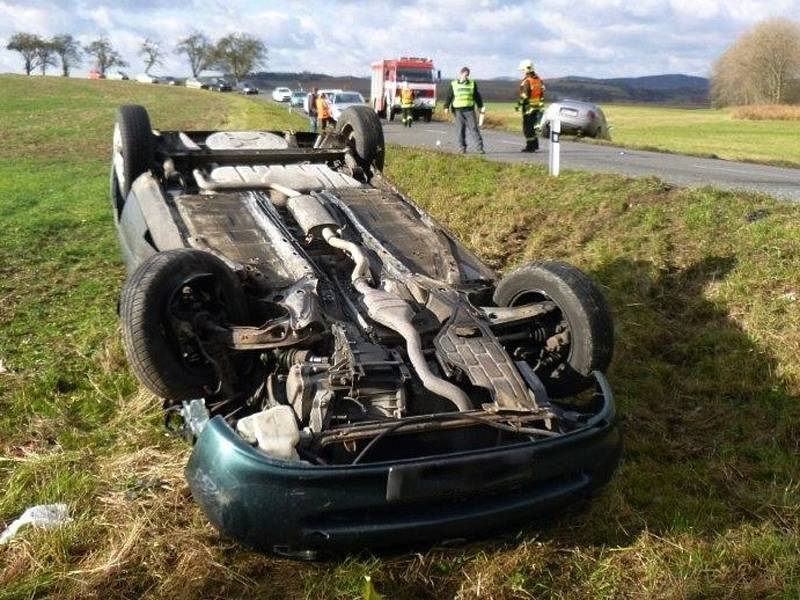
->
[711,19,800,106]
[5,31,267,81]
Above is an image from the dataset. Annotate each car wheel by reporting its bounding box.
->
[388,105,395,121]
[336,105,385,171]
[119,249,250,404]
[423,110,432,123]
[112,104,154,199]
[493,261,614,398]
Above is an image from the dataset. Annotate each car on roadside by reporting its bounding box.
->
[185,77,208,90]
[238,81,259,95]
[271,86,292,102]
[326,91,368,122]
[161,76,181,86]
[540,100,611,139]
[87,69,104,80]
[109,103,620,557]
[207,78,233,92]
[290,90,306,107]
[107,70,129,81]
[136,73,162,84]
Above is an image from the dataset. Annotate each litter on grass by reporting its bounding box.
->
[0,503,72,544]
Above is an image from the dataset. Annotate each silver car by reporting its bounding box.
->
[541,100,610,139]
[327,91,367,122]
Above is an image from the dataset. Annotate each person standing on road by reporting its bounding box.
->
[306,87,318,133]
[400,81,415,127]
[515,59,545,152]
[443,67,485,154]
[316,92,333,131]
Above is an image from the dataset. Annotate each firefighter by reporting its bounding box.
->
[443,66,485,154]
[515,59,545,152]
[316,92,333,131]
[400,81,415,127]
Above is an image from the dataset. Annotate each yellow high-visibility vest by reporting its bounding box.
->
[451,80,475,109]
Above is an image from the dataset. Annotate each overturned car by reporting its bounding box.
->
[111,103,620,557]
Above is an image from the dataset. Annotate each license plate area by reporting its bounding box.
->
[386,448,535,503]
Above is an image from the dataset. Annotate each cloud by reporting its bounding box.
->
[1,0,800,78]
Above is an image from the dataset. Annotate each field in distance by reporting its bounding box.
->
[480,102,800,168]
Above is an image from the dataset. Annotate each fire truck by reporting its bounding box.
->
[370,57,439,122]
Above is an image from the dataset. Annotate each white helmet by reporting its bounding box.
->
[518,59,534,71]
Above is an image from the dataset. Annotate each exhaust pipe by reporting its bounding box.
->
[320,226,471,412]
[283,195,472,412]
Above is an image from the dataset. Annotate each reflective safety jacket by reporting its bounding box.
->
[400,88,414,108]
[450,79,476,109]
[316,95,330,119]
[519,74,545,112]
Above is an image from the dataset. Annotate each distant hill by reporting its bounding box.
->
[247,72,710,107]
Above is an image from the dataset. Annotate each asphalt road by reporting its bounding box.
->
[382,121,800,201]
[261,97,800,200]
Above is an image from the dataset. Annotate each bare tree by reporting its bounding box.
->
[211,33,267,82]
[6,33,44,75]
[175,31,212,78]
[84,38,128,76]
[712,18,800,106]
[51,34,82,77]
[35,39,58,76]
[139,38,164,75]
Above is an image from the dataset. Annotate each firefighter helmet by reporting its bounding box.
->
[518,59,534,72]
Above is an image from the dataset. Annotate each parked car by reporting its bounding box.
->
[290,90,306,107]
[87,69,104,80]
[106,70,129,81]
[540,100,611,139]
[208,78,232,92]
[136,73,161,84]
[161,76,180,86]
[326,91,368,122]
[185,78,208,90]
[109,103,620,557]
[238,81,259,95]
[271,86,292,102]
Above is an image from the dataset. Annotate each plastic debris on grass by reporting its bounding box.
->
[0,504,72,544]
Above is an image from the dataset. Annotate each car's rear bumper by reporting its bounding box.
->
[186,373,621,557]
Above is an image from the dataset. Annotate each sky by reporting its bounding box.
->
[1,0,799,80]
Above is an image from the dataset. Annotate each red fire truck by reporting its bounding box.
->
[370,57,439,122]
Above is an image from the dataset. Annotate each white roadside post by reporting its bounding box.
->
[549,117,561,176]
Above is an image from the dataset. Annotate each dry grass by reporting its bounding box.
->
[2,76,799,599]
[730,104,800,121]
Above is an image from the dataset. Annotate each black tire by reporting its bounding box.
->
[388,106,395,121]
[493,261,614,398]
[423,110,432,123]
[112,104,154,198]
[336,105,385,170]
[119,249,249,404]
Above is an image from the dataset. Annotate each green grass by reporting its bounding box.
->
[481,102,800,167]
[1,75,799,599]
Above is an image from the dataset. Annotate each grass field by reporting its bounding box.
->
[481,102,800,167]
[1,75,799,599]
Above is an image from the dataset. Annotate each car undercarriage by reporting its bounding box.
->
[111,104,620,556]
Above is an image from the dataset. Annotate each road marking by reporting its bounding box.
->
[424,128,447,134]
